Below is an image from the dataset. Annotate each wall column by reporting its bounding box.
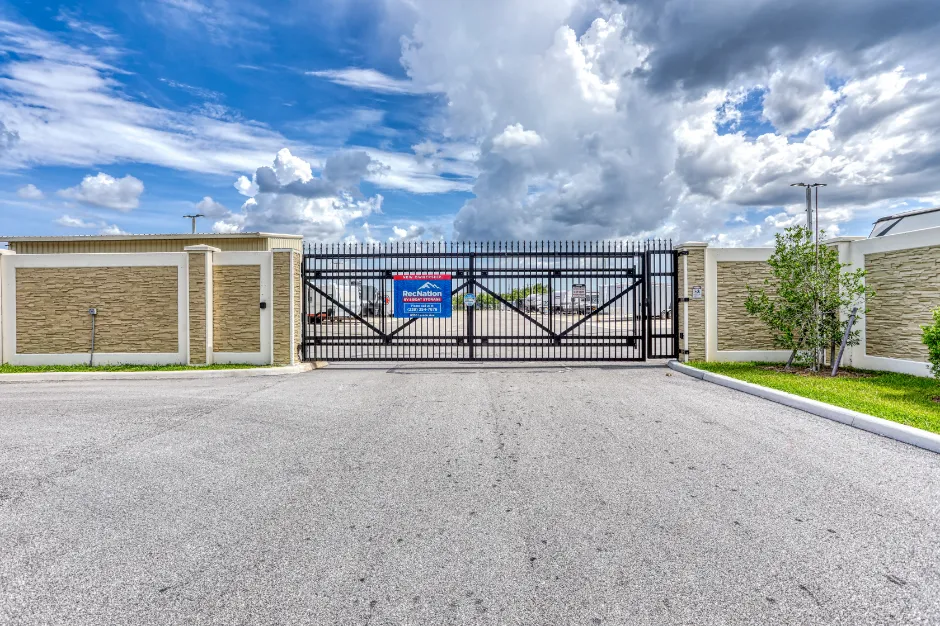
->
[272,248,297,365]
[677,242,708,362]
[827,237,866,368]
[0,249,15,364]
[293,250,302,364]
[184,245,219,365]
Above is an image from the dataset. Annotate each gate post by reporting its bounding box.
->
[467,251,475,360]
[676,242,708,362]
[643,248,651,360]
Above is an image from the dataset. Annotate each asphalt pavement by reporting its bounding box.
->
[1,362,938,625]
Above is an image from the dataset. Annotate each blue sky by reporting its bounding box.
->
[1,0,938,245]
[0,0,473,240]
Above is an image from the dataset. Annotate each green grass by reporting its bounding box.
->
[689,361,940,435]
[0,363,264,374]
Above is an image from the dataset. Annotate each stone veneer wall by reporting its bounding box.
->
[716,261,777,351]
[677,246,706,360]
[865,245,940,362]
[213,265,261,353]
[188,253,207,364]
[272,252,292,365]
[15,266,178,354]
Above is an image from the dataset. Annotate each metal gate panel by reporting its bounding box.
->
[302,241,677,362]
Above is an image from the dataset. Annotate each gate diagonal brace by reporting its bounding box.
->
[471,281,557,338]
[558,280,642,338]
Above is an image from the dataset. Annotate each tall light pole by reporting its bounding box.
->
[790,183,813,233]
[183,214,205,234]
[789,182,827,251]
[790,182,828,370]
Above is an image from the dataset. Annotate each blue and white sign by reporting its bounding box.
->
[464,293,477,308]
[394,274,452,318]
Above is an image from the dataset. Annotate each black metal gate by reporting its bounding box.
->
[302,241,678,362]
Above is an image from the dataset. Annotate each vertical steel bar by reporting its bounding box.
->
[468,245,475,360]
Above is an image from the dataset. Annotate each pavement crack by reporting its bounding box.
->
[798,583,823,607]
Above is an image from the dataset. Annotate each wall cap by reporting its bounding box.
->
[0,249,16,255]
[184,245,221,253]
[677,241,709,249]
[272,248,298,253]
[826,237,866,244]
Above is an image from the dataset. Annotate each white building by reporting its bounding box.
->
[870,207,940,237]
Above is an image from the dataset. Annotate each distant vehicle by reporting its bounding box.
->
[358,284,383,316]
[517,293,546,313]
[549,291,570,313]
[307,282,360,323]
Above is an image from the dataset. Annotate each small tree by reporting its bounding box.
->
[745,226,873,371]
[922,307,940,379]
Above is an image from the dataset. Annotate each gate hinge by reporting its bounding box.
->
[679,332,684,339]
[678,297,690,303]
[679,349,690,355]
[677,250,690,257]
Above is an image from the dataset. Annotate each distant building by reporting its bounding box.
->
[870,207,940,237]
[1,232,302,254]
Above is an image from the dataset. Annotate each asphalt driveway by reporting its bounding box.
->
[1,363,938,625]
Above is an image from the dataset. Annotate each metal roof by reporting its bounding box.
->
[0,232,303,242]
[873,207,940,224]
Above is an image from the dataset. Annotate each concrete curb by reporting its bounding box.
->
[0,362,319,383]
[667,360,940,454]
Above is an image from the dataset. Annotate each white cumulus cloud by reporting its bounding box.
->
[194,196,229,218]
[58,173,144,211]
[215,148,385,240]
[99,224,128,235]
[389,224,426,241]
[386,0,940,245]
[16,183,43,199]
[492,124,543,151]
[55,214,97,228]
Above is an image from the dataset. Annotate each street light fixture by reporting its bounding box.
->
[183,214,205,234]
[789,182,827,252]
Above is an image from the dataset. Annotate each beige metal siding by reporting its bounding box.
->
[213,265,261,353]
[716,261,777,351]
[9,237,275,254]
[266,237,303,252]
[15,266,179,354]
[865,245,940,361]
